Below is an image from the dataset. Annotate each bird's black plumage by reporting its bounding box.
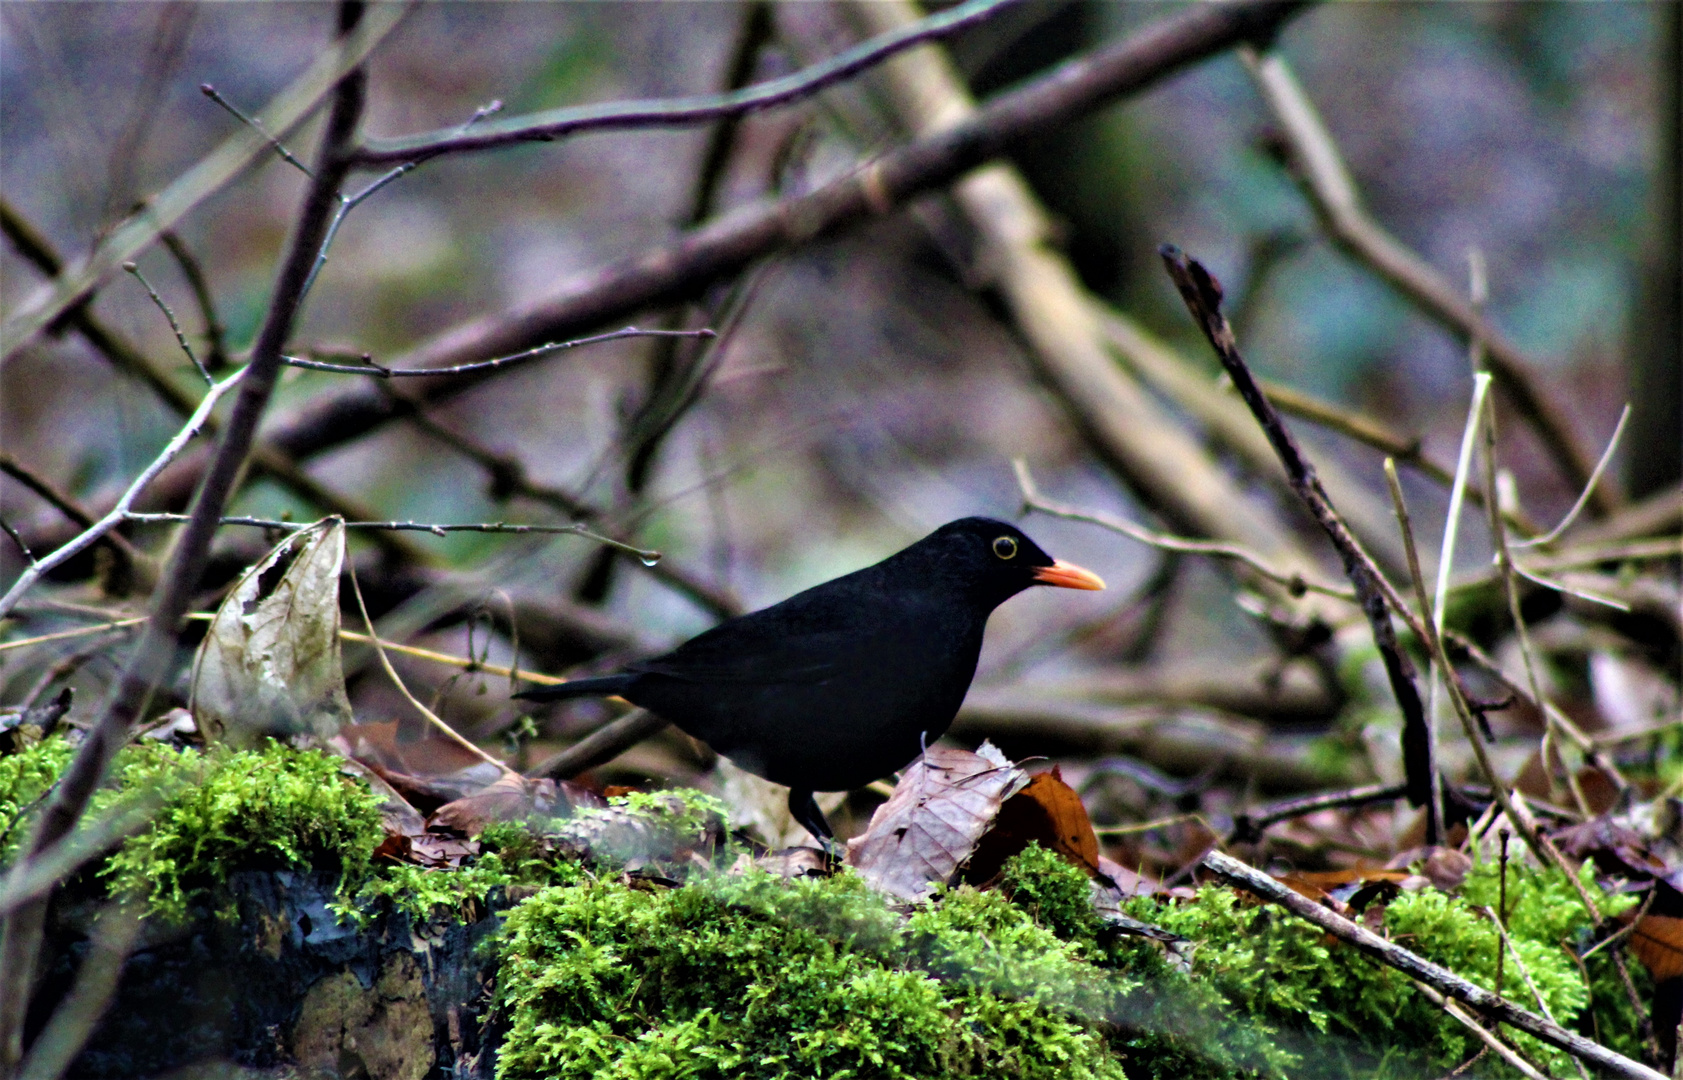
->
[515,517,1102,842]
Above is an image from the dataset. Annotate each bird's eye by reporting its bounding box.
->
[992,536,1018,560]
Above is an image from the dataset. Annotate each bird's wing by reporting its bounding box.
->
[627,619,852,685]
[627,583,891,686]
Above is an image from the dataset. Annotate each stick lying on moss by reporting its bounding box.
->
[1200,849,1665,1080]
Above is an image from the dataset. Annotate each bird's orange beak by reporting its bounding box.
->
[1032,559,1105,591]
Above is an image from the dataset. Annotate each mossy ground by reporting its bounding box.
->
[1,737,1642,1079]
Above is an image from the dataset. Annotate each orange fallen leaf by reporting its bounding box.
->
[1626,913,1683,981]
[962,767,1101,885]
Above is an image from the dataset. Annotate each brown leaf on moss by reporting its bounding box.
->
[427,772,557,837]
[961,767,1101,886]
[1627,912,1683,981]
[845,741,1028,902]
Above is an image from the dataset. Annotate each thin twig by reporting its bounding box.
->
[1580,889,1656,963]
[299,98,503,304]
[119,511,662,564]
[1229,781,1409,844]
[1256,376,1541,538]
[0,366,246,621]
[121,261,210,384]
[280,327,715,378]
[0,515,34,565]
[1426,373,1493,829]
[529,707,670,781]
[0,456,94,530]
[199,83,313,176]
[1159,245,1436,832]
[157,230,229,373]
[345,561,515,777]
[336,628,562,687]
[352,0,1024,164]
[1239,46,1612,514]
[1479,903,1594,1080]
[1202,849,1667,1080]
[1511,562,1633,612]
[0,620,146,656]
[0,10,376,1061]
[1514,405,1633,549]
[1014,460,1355,600]
[1383,456,1548,866]
[400,409,741,620]
[1481,388,1591,814]
[1413,981,1553,1080]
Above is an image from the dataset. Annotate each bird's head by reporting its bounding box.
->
[908,517,1105,608]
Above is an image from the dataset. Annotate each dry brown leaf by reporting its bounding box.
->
[962,767,1101,885]
[1627,913,1683,981]
[844,741,1028,902]
[191,519,352,747]
[428,772,555,837]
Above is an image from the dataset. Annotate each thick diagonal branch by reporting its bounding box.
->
[254,1,1312,478]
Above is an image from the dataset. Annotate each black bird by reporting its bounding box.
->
[514,517,1103,843]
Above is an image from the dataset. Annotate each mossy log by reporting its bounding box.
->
[33,870,503,1080]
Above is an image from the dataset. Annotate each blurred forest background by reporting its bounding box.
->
[1,1,1677,851]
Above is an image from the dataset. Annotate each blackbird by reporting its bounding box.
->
[514,517,1103,842]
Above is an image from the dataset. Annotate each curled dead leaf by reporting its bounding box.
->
[844,741,1028,902]
[191,519,352,747]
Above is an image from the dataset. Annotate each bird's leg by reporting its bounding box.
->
[787,788,841,860]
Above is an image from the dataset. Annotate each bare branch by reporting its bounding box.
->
[280,327,715,378]
[157,230,229,373]
[1229,781,1409,844]
[0,7,376,1060]
[1159,244,1436,832]
[251,1,1312,480]
[0,199,427,566]
[1239,45,1614,515]
[1202,849,1667,1080]
[1514,404,1633,549]
[529,708,669,780]
[1384,455,1546,866]
[200,82,313,176]
[351,0,1025,165]
[0,366,246,621]
[122,261,211,384]
[120,512,662,564]
[1014,459,1355,601]
[0,4,410,360]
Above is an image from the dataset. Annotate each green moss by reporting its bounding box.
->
[495,867,1129,1080]
[2,737,385,924]
[1109,858,1635,1079]
[998,842,1102,947]
[350,820,586,925]
[0,735,77,860]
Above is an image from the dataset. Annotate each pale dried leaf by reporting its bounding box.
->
[191,519,352,747]
[845,741,1028,902]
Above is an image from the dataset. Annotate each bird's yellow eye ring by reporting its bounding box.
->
[992,536,1018,560]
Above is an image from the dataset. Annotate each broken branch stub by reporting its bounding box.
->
[190,518,353,747]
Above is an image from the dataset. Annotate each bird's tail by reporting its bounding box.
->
[512,673,637,703]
